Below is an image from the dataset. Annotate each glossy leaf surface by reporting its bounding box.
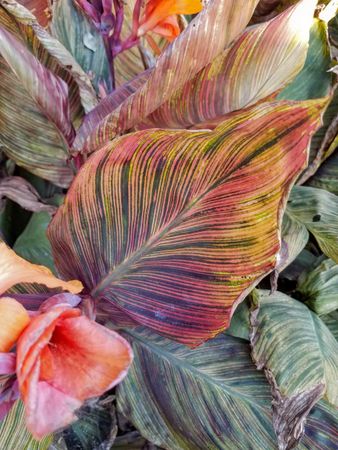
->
[49,99,324,345]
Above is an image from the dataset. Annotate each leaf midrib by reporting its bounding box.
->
[124,329,271,412]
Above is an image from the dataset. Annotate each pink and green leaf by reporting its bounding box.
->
[49,99,325,346]
[73,0,260,152]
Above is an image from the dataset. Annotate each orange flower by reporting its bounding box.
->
[15,303,133,438]
[138,0,203,41]
[0,244,132,438]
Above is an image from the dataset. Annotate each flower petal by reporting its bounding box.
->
[0,242,83,295]
[139,0,202,36]
[43,316,133,400]
[0,298,30,352]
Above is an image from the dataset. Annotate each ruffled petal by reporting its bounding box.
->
[0,242,83,295]
[44,316,133,400]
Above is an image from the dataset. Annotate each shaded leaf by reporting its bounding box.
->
[0,0,98,114]
[62,396,117,450]
[321,311,338,340]
[308,147,338,194]
[51,0,111,93]
[49,99,324,346]
[277,212,309,274]
[13,211,55,272]
[302,399,338,450]
[280,249,318,282]
[0,177,56,214]
[141,1,317,131]
[0,23,74,186]
[251,290,338,448]
[287,186,338,263]
[0,401,52,449]
[225,297,251,341]
[297,258,338,315]
[73,0,260,152]
[117,329,276,450]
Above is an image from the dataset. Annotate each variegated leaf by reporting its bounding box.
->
[0,23,74,186]
[140,0,317,131]
[0,0,98,113]
[49,99,324,346]
[72,0,260,152]
[297,258,338,315]
[251,290,338,449]
[51,0,111,93]
[287,186,338,263]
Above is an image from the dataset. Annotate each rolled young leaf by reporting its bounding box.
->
[49,98,325,346]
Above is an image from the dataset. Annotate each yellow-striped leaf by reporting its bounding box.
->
[72,0,260,152]
[49,99,324,346]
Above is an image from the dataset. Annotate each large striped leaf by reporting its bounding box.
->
[0,24,74,187]
[139,0,317,131]
[297,258,338,315]
[251,290,338,449]
[72,0,260,152]
[49,99,324,346]
[0,401,52,449]
[117,328,338,450]
[117,329,277,449]
[287,186,338,263]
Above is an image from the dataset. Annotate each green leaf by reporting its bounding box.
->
[49,99,324,346]
[0,401,52,449]
[51,0,110,93]
[321,311,338,341]
[278,212,309,273]
[251,290,338,448]
[117,329,277,450]
[13,211,55,272]
[303,399,338,449]
[308,151,338,195]
[278,19,332,101]
[225,297,251,341]
[287,186,338,263]
[62,396,117,450]
[297,258,338,315]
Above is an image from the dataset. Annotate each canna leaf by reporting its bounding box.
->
[49,99,324,346]
[14,211,56,273]
[308,151,338,195]
[51,0,111,93]
[278,18,333,102]
[321,311,338,341]
[287,186,338,264]
[0,401,52,450]
[117,328,338,450]
[251,290,338,448]
[117,329,276,449]
[297,258,338,316]
[73,0,260,152]
[0,23,74,186]
[0,0,98,114]
[140,0,317,131]
[18,0,50,26]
